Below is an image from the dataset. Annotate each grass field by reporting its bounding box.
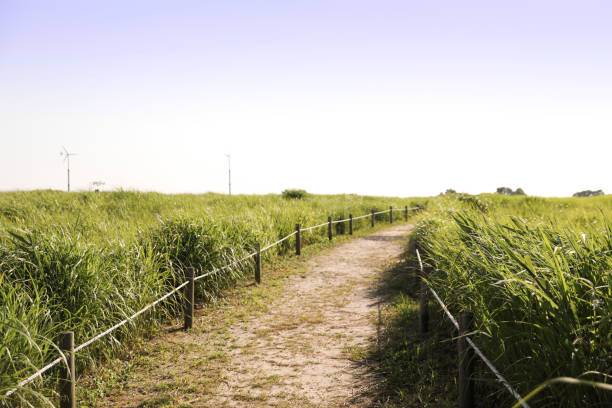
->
[2,191,610,407]
[395,194,611,407]
[0,190,418,406]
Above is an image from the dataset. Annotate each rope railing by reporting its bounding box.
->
[299,221,329,232]
[415,249,530,408]
[6,205,420,401]
[261,230,297,252]
[372,209,390,215]
[5,280,190,397]
[310,207,421,226]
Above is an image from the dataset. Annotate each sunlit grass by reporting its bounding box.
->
[414,194,611,407]
[0,190,419,406]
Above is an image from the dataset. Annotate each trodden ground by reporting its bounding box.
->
[89,224,413,408]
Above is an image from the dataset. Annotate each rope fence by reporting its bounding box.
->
[261,230,297,252]
[415,248,530,408]
[299,222,328,232]
[6,204,421,403]
[5,280,190,397]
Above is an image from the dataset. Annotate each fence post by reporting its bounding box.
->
[459,312,475,408]
[184,267,195,330]
[349,214,353,235]
[255,243,261,284]
[59,331,76,408]
[328,216,332,241]
[419,266,430,335]
[404,205,408,221]
[390,206,393,223]
[295,224,301,255]
[371,209,375,228]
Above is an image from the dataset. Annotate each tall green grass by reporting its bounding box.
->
[0,190,418,406]
[415,194,611,407]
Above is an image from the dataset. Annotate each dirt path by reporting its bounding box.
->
[97,225,412,408]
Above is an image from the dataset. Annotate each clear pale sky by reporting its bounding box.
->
[1,1,610,196]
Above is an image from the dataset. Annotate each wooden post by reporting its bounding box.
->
[255,243,261,284]
[328,216,332,241]
[184,267,195,330]
[419,266,430,335]
[390,206,393,223]
[59,331,76,408]
[371,209,375,228]
[295,223,301,255]
[458,312,475,408]
[349,214,353,235]
[404,205,408,221]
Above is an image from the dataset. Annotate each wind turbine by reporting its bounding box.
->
[225,153,232,195]
[60,146,77,192]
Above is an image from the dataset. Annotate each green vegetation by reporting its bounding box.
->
[281,188,308,199]
[367,250,458,407]
[3,190,611,407]
[0,190,416,406]
[412,194,612,407]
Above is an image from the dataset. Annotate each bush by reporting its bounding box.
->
[496,187,526,195]
[282,189,308,199]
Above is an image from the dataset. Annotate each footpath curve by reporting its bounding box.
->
[95,224,413,408]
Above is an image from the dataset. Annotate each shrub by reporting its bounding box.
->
[496,187,526,195]
[282,189,308,199]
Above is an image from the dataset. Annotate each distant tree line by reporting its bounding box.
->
[496,187,526,196]
[441,187,605,197]
[573,189,604,197]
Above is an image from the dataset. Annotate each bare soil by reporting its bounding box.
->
[95,224,412,408]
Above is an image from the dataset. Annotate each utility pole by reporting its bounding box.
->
[225,154,232,195]
[60,147,77,192]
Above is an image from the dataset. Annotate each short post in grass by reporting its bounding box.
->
[184,267,195,330]
[349,214,353,235]
[419,266,430,335]
[404,205,408,221]
[295,223,301,255]
[371,209,375,227]
[328,216,332,241]
[458,312,475,408]
[255,243,261,284]
[390,206,393,223]
[59,331,76,408]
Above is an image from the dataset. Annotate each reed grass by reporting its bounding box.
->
[0,190,418,406]
[415,194,611,407]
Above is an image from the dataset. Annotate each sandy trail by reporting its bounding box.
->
[98,224,412,408]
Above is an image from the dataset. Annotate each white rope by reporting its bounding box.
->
[75,281,189,352]
[5,357,63,397]
[415,249,530,408]
[193,251,258,282]
[5,280,189,397]
[300,222,328,232]
[261,230,297,252]
[300,207,419,230]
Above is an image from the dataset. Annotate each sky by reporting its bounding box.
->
[1,0,610,197]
